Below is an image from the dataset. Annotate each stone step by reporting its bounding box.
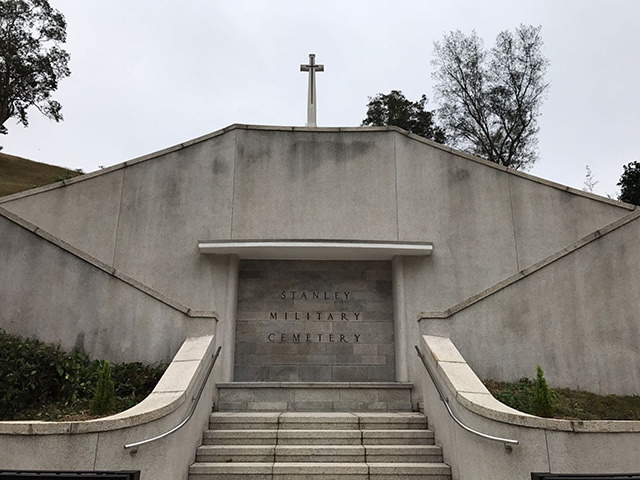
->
[202,429,435,446]
[209,412,280,430]
[190,411,451,480]
[203,429,279,445]
[365,445,443,463]
[208,412,428,431]
[216,382,414,412]
[188,462,451,480]
[275,429,362,445]
[357,413,428,431]
[368,462,452,479]
[196,445,363,463]
[189,462,273,480]
[196,445,275,463]
[362,429,435,445]
[278,412,361,430]
[196,445,443,464]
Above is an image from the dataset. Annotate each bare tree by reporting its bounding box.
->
[583,165,598,193]
[432,25,549,170]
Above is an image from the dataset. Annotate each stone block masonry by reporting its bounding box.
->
[235,260,395,381]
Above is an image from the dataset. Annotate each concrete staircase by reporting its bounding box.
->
[188,384,452,480]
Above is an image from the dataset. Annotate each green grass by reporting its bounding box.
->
[485,378,640,420]
[0,329,167,421]
[0,152,83,197]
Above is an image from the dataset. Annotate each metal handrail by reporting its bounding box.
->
[414,345,519,450]
[124,345,222,453]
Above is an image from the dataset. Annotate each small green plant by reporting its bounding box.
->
[488,377,534,413]
[90,361,116,415]
[53,168,83,182]
[486,375,640,420]
[530,365,554,417]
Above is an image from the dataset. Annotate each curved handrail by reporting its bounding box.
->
[124,345,222,453]
[414,345,519,450]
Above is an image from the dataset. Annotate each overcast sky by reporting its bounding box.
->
[3,0,639,198]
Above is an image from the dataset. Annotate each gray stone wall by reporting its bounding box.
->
[0,211,214,363]
[1,127,629,317]
[420,212,640,395]
[235,260,395,381]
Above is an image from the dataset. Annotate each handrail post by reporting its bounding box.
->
[124,345,222,453]
[415,345,518,450]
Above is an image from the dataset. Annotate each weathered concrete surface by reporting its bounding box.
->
[0,211,215,363]
[216,382,413,412]
[1,168,124,264]
[508,172,630,269]
[112,134,236,311]
[0,336,220,480]
[1,126,630,317]
[420,211,640,395]
[0,124,635,392]
[231,129,398,240]
[395,133,519,313]
[418,335,640,480]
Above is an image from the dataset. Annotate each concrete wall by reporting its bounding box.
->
[230,129,398,240]
[418,335,640,480]
[1,167,125,265]
[1,131,237,314]
[507,172,631,269]
[395,134,518,313]
[0,125,635,386]
[2,126,630,316]
[0,209,216,363]
[112,134,236,312]
[0,336,221,480]
[419,210,640,395]
[394,132,631,313]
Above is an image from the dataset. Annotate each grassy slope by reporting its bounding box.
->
[0,152,81,197]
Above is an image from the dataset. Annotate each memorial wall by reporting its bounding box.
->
[234,260,395,381]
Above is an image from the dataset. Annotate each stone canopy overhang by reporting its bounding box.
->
[198,239,433,260]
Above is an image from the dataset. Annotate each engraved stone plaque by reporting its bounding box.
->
[234,260,395,382]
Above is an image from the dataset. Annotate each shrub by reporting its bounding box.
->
[111,361,167,406]
[0,329,92,418]
[488,377,534,414]
[530,365,554,417]
[90,361,116,415]
[0,329,166,420]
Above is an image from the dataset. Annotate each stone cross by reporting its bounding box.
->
[300,53,324,127]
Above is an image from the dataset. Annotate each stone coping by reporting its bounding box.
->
[419,208,640,321]
[420,335,640,433]
[1,124,632,212]
[0,207,218,320]
[0,335,216,435]
[198,239,433,260]
[217,382,414,389]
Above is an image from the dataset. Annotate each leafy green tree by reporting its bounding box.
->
[617,161,640,206]
[432,25,549,170]
[362,90,446,144]
[0,0,71,138]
